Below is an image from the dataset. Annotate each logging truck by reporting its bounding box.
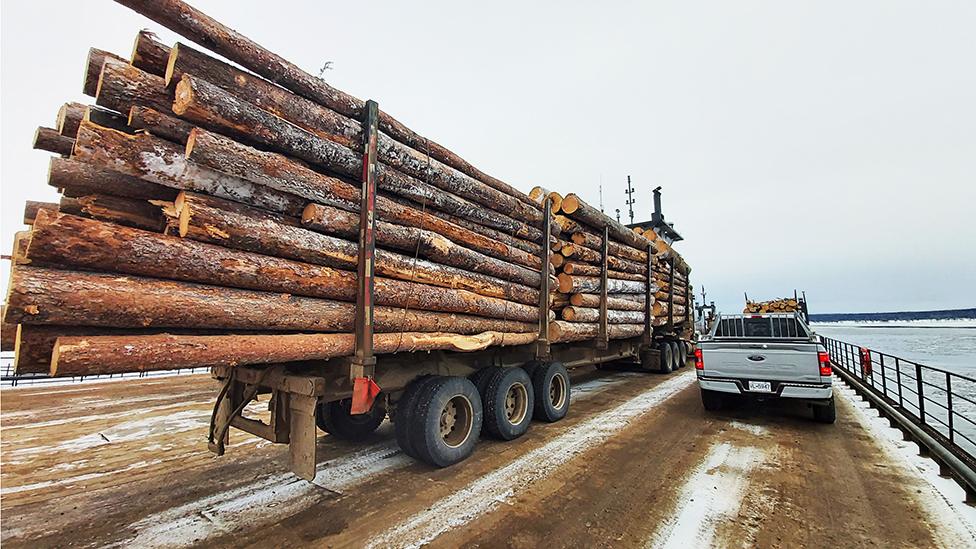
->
[207,192,694,480]
[3,0,695,483]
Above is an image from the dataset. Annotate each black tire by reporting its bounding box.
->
[639,349,658,372]
[394,376,439,459]
[813,397,837,424]
[658,342,673,374]
[470,367,501,399]
[701,388,723,411]
[680,341,691,367]
[409,376,483,467]
[669,341,682,370]
[316,397,386,440]
[531,362,571,422]
[483,367,534,440]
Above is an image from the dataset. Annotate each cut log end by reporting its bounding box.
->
[561,194,580,214]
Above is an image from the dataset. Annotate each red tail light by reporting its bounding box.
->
[818,351,832,376]
[694,348,704,370]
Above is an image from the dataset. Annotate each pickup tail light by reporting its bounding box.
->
[818,351,832,376]
[694,348,704,370]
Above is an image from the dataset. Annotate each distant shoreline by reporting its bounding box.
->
[809,308,975,323]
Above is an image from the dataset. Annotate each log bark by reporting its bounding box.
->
[58,194,166,232]
[301,202,543,288]
[420,205,543,255]
[23,201,59,225]
[557,273,647,294]
[34,127,73,156]
[4,266,536,334]
[186,128,542,270]
[173,74,545,242]
[130,30,170,76]
[83,48,125,97]
[95,57,172,116]
[561,262,646,282]
[548,321,643,343]
[571,231,648,263]
[561,193,653,251]
[115,0,540,209]
[128,106,194,144]
[653,303,688,317]
[569,293,646,311]
[56,102,87,138]
[561,307,645,324]
[0,306,14,352]
[73,122,307,217]
[28,210,539,322]
[50,157,178,201]
[52,330,538,376]
[174,192,541,305]
[11,231,31,264]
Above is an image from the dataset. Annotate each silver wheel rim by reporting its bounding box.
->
[505,382,529,425]
[439,394,474,448]
[549,373,567,410]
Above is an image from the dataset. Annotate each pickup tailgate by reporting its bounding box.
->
[700,340,822,383]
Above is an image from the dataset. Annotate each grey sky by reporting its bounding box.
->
[2,0,974,314]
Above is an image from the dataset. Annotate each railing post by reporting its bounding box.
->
[880,354,887,400]
[895,357,903,407]
[916,363,925,421]
[946,372,954,443]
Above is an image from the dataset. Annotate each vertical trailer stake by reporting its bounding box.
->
[598,225,609,349]
[667,258,675,331]
[536,197,552,360]
[351,99,381,415]
[642,243,654,344]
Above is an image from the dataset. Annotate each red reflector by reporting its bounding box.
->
[818,351,831,376]
[694,348,704,370]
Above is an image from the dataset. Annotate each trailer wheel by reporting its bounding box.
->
[394,376,439,459]
[470,367,501,400]
[700,388,723,411]
[813,397,837,424]
[669,341,683,370]
[410,376,483,467]
[657,342,673,374]
[483,367,534,440]
[531,362,570,422]
[316,398,385,440]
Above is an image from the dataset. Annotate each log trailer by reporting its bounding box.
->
[208,109,694,480]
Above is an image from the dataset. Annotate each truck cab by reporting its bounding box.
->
[695,313,835,423]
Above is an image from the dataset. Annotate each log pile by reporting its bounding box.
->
[2,0,691,378]
[529,188,693,341]
[744,298,800,314]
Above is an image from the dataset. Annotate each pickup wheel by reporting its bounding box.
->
[657,342,673,374]
[700,388,724,411]
[669,341,683,370]
[394,376,439,459]
[316,397,385,440]
[409,376,483,467]
[532,362,571,422]
[813,397,837,424]
[483,367,534,440]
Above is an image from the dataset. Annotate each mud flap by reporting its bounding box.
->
[350,376,381,415]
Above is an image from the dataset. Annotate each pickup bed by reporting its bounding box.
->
[695,313,835,423]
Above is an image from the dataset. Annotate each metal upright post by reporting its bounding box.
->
[350,100,381,414]
[642,243,653,344]
[667,259,675,331]
[598,225,609,349]
[536,198,552,360]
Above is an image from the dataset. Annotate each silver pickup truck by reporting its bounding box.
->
[695,313,835,423]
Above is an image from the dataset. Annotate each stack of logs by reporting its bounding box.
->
[2,0,691,378]
[528,188,692,341]
[744,298,800,314]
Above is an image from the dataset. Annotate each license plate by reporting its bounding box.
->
[748,381,772,392]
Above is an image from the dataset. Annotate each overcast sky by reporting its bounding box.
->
[2,0,974,314]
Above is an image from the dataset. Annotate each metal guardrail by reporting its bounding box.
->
[820,335,976,502]
[0,352,209,388]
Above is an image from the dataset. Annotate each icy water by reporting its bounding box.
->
[812,323,976,377]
